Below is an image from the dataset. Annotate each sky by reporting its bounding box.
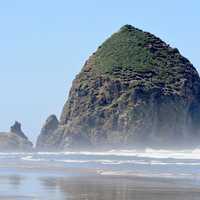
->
[0,0,200,143]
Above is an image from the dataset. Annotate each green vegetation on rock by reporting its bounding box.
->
[93,25,152,73]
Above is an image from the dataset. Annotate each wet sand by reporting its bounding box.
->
[0,166,200,200]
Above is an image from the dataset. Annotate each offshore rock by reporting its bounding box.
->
[10,121,28,140]
[36,115,59,150]
[0,121,33,151]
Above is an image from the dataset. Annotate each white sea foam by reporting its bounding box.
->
[115,148,198,159]
[42,158,200,166]
[1,148,200,160]
[98,170,199,179]
[42,148,200,160]
[1,148,200,165]
[21,156,45,162]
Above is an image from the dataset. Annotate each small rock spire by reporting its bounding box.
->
[10,121,28,140]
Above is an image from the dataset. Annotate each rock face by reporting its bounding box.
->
[38,25,200,150]
[36,115,59,150]
[0,121,33,151]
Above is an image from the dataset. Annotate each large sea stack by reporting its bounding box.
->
[37,25,200,150]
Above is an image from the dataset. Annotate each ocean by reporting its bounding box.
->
[0,149,200,199]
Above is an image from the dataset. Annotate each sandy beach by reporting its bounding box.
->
[0,163,200,200]
[0,150,200,199]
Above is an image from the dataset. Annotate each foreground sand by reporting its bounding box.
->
[0,175,200,200]
[0,163,200,200]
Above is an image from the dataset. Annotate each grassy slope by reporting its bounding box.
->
[89,25,193,90]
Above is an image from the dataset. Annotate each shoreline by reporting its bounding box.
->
[0,162,200,190]
[1,164,200,200]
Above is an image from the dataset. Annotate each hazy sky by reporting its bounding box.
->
[0,0,200,143]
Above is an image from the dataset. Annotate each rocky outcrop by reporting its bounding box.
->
[10,121,28,140]
[0,121,33,151]
[36,115,59,150]
[37,25,200,150]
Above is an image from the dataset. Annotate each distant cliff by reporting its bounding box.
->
[37,25,200,150]
[0,121,33,151]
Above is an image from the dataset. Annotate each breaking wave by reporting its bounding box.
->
[1,148,200,180]
[1,148,200,164]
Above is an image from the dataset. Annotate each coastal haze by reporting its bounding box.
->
[1,1,200,200]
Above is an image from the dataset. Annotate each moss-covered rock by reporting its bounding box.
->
[38,25,200,150]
